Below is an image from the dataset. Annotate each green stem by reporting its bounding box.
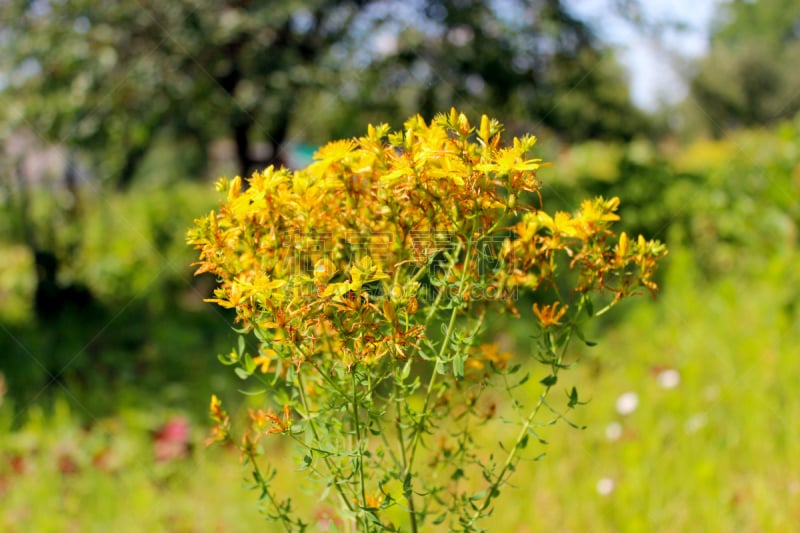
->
[468,382,552,525]
[394,390,418,533]
[351,369,370,532]
[377,411,402,473]
[296,372,357,516]
[247,452,294,532]
[593,300,618,317]
[467,324,577,528]
[402,228,476,528]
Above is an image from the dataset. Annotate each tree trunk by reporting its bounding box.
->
[116,135,153,191]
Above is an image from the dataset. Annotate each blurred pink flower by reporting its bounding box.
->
[153,416,191,462]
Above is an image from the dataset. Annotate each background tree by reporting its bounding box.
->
[1,0,646,189]
[688,0,800,135]
[297,0,648,142]
[0,0,380,187]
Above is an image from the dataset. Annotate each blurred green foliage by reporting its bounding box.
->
[0,167,245,418]
[545,116,800,281]
[513,244,800,531]
[689,0,800,134]
[0,0,647,188]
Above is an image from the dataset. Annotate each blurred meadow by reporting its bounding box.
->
[1,0,799,531]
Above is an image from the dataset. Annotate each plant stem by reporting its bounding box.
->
[248,454,295,533]
[402,230,476,529]
[352,369,370,532]
[297,372,357,516]
[467,323,576,528]
[394,390,418,533]
[468,382,552,526]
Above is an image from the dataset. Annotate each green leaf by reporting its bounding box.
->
[469,490,488,501]
[234,367,252,380]
[540,374,558,387]
[237,335,246,356]
[238,388,266,396]
[567,386,588,408]
[585,297,594,317]
[400,359,412,381]
[217,352,238,366]
[271,359,284,385]
[243,353,256,374]
[543,332,555,355]
[575,327,597,347]
[364,513,380,525]
[253,327,269,343]
[453,352,465,379]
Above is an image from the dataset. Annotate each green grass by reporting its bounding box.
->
[506,248,800,532]
[0,400,263,533]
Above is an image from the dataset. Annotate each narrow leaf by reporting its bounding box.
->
[540,374,558,387]
[234,367,252,380]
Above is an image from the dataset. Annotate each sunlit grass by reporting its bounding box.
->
[510,249,800,531]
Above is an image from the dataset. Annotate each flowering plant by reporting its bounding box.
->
[187,110,666,531]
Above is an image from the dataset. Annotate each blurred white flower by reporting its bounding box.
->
[704,385,720,401]
[616,392,639,415]
[596,477,615,496]
[657,368,681,389]
[605,421,622,441]
[685,413,708,434]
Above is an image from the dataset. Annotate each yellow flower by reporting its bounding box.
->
[380,161,415,185]
[364,493,384,509]
[466,343,513,373]
[313,258,337,284]
[210,394,224,421]
[308,139,358,175]
[532,302,568,328]
[617,231,629,258]
[252,348,278,373]
[348,256,389,292]
[206,394,230,447]
[475,147,542,175]
[249,165,290,192]
[538,210,577,237]
[315,139,358,162]
[204,285,242,309]
[187,109,667,374]
[578,196,621,223]
[249,405,291,434]
[227,176,243,202]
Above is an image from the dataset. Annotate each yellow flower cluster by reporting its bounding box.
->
[187,110,666,367]
[502,195,667,300]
